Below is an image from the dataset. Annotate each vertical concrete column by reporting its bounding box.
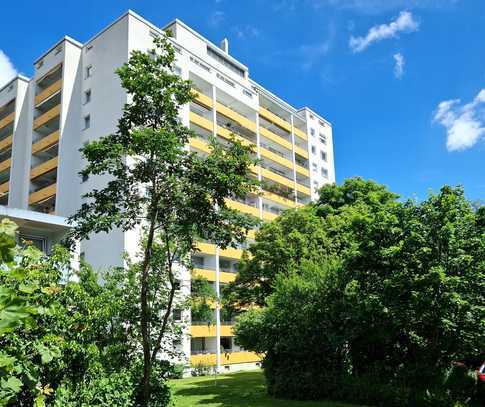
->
[255,112,263,219]
[211,84,222,373]
[290,115,298,204]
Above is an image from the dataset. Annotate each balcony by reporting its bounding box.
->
[259,106,291,134]
[190,324,233,337]
[30,157,58,180]
[31,131,59,154]
[192,89,213,109]
[262,190,297,209]
[216,101,257,133]
[189,111,213,133]
[0,135,13,152]
[35,79,62,106]
[190,351,261,366]
[0,157,11,173]
[0,180,9,194]
[29,183,56,205]
[193,267,237,284]
[226,199,260,218]
[33,104,61,130]
[0,112,14,132]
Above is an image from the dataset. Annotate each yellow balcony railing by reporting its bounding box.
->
[260,167,294,190]
[193,268,237,284]
[294,144,309,159]
[262,190,297,208]
[192,90,213,109]
[262,211,278,222]
[196,242,217,255]
[295,164,310,177]
[31,131,59,154]
[0,135,13,152]
[259,106,291,133]
[190,351,262,366]
[219,246,243,260]
[189,111,213,132]
[295,182,311,196]
[226,199,260,217]
[35,79,62,106]
[293,127,308,141]
[0,158,11,173]
[189,137,212,154]
[216,102,257,133]
[259,146,294,173]
[29,183,56,205]
[0,181,9,194]
[33,104,61,130]
[259,126,293,152]
[0,112,14,131]
[217,125,254,148]
[191,324,233,337]
[30,157,58,180]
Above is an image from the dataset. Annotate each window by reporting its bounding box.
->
[83,115,91,130]
[242,89,253,98]
[173,66,182,75]
[191,255,204,268]
[311,145,316,154]
[310,128,315,136]
[174,280,181,291]
[310,114,315,119]
[18,234,46,253]
[36,60,44,69]
[85,65,93,78]
[86,44,93,53]
[219,259,231,272]
[149,30,160,39]
[173,339,182,346]
[321,167,328,178]
[319,120,325,126]
[84,89,91,104]
[173,309,182,321]
[81,173,88,183]
[190,56,211,72]
[54,44,62,55]
[320,151,327,161]
[220,337,232,351]
[216,72,235,88]
[312,163,317,173]
[319,134,327,144]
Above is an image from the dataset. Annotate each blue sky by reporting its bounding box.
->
[1,0,484,201]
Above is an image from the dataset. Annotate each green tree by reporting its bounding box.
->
[69,34,259,405]
[233,181,484,406]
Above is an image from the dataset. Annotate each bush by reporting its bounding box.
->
[54,371,135,407]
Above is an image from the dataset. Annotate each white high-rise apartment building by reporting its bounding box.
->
[0,10,335,373]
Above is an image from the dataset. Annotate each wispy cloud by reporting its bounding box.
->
[0,49,17,88]
[208,10,225,27]
[349,11,419,53]
[311,0,459,14]
[393,53,405,79]
[433,89,485,151]
[232,25,260,39]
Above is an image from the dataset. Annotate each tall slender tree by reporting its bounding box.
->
[69,35,259,405]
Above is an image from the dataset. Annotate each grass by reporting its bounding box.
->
[170,370,365,407]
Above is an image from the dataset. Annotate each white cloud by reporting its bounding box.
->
[208,10,225,27]
[349,11,419,52]
[393,53,405,79]
[233,25,260,39]
[433,89,485,151]
[312,0,459,14]
[0,49,17,88]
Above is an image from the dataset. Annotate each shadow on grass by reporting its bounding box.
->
[171,370,361,407]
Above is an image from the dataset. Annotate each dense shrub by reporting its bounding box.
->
[232,180,485,406]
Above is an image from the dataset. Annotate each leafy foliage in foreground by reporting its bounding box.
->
[232,179,485,406]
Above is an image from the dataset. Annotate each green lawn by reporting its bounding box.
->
[170,370,365,407]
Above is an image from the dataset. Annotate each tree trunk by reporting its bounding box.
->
[141,211,157,406]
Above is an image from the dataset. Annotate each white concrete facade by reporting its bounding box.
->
[0,10,335,373]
